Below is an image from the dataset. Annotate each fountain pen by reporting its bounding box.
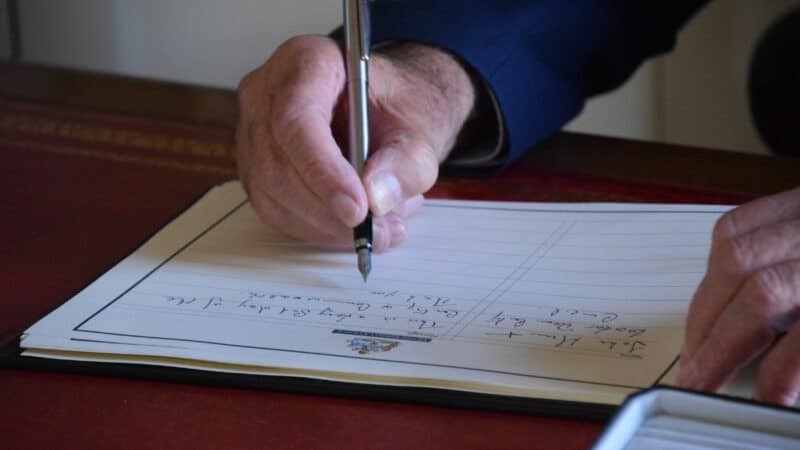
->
[344,0,372,282]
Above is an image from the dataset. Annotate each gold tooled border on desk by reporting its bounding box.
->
[0,111,236,160]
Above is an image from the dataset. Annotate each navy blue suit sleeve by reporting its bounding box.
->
[369,0,709,163]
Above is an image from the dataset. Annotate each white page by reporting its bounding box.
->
[626,415,800,450]
[21,181,730,404]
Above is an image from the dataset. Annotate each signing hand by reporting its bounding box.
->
[678,186,800,406]
[236,35,475,251]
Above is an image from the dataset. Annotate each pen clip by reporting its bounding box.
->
[357,0,370,60]
[344,0,370,61]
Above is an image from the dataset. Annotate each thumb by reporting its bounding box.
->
[363,133,439,216]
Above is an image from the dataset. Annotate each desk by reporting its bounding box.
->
[1,63,799,450]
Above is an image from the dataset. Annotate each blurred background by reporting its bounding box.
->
[1,0,799,155]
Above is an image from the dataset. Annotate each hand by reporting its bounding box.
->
[678,186,800,405]
[235,35,475,251]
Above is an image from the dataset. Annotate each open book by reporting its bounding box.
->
[18,181,735,413]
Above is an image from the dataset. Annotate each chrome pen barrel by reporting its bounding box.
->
[346,60,369,174]
[344,0,370,174]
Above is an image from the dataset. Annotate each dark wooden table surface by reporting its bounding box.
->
[1,62,799,450]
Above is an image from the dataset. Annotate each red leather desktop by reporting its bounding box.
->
[2,63,797,450]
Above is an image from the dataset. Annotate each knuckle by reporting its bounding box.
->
[278,34,324,55]
[237,66,268,112]
[236,81,250,110]
[234,123,247,155]
[270,36,342,94]
[234,142,248,180]
[718,235,756,275]
[256,154,278,183]
[298,154,331,187]
[266,155,294,196]
[280,35,310,52]
[236,85,254,118]
[712,210,740,244]
[744,266,788,313]
[237,70,256,103]
[250,193,281,230]
[298,49,340,80]
[236,167,251,196]
[272,36,321,67]
[247,148,284,197]
[382,129,411,148]
[234,120,254,153]
[271,102,313,145]
[236,68,272,127]
[271,97,331,153]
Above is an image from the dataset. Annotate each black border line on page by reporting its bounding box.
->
[72,202,725,391]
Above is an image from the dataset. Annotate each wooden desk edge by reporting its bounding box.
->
[1,61,799,196]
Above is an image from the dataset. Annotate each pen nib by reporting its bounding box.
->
[357,247,371,283]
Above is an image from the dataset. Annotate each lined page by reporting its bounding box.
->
[22,182,730,402]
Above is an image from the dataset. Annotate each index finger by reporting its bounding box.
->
[712,186,800,242]
[685,186,800,359]
[684,217,800,359]
[680,261,800,391]
[270,62,367,228]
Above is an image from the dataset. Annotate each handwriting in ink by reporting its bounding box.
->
[585,325,646,338]
[238,298,271,315]
[537,319,574,332]
[409,319,441,330]
[488,312,526,328]
[319,307,365,323]
[486,331,524,339]
[530,332,582,348]
[549,308,618,323]
[599,339,647,354]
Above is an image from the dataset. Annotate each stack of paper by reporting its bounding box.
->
[20,182,731,407]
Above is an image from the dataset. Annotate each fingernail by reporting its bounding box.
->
[331,192,361,227]
[367,173,402,217]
